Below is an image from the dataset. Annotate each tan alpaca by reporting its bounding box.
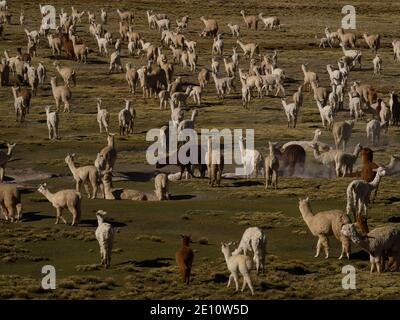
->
[0,143,15,182]
[99,133,117,172]
[265,142,279,189]
[298,197,351,259]
[207,136,224,187]
[0,183,23,222]
[37,183,81,226]
[50,76,72,112]
[65,153,100,199]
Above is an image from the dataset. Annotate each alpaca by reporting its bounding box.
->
[118,100,135,136]
[298,197,351,259]
[335,143,362,177]
[232,227,267,274]
[221,242,254,295]
[332,120,354,150]
[281,98,298,128]
[50,76,72,112]
[346,167,386,222]
[175,235,194,285]
[238,136,264,178]
[154,173,169,200]
[99,134,117,172]
[206,136,224,187]
[275,145,305,176]
[96,98,110,134]
[0,183,23,222]
[265,142,279,189]
[37,183,81,226]
[100,169,148,201]
[0,143,15,182]
[95,210,114,269]
[65,153,100,199]
[45,106,59,140]
[342,224,400,273]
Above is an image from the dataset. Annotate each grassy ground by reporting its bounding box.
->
[1,0,400,299]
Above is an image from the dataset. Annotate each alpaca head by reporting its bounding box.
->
[65,153,76,164]
[221,242,233,255]
[341,223,357,238]
[37,183,48,194]
[180,234,191,246]
[298,196,310,210]
[6,143,16,155]
[373,166,386,177]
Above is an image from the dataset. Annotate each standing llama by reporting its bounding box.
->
[95,210,115,269]
[175,234,194,285]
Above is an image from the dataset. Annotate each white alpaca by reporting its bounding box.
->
[232,227,267,274]
[96,98,110,133]
[108,50,123,74]
[45,106,59,140]
[346,167,386,221]
[281,98,298,128]
[221,242,254,295]
[95,210,115,269]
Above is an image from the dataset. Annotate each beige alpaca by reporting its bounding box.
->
[154,173,169,200]
[70,34,89,63]
[298,197,351,259]
[240,10,258,30]
[99,133,117,172]
[65,153,100,199]
[265,142,279,189]
[0,183,22,222]
[37,183,81,226]
[125,63,138,94]
[53,61,76,87]
[100,169,148,200]
[0,143,15,182]
[207,136,224,187]
[50,77,72,112]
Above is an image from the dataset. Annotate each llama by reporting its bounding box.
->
[298,197,351,259]
[265,142,279,189]
[342,224,400,273]
[335,143,362,178]
[221,242,254,295]
[99,134,117,172]
[118,100,135,136]
[65,153,100,199]
[175,235,194,285]
[232,227,267,274]
[346,167,386,222]
[45,106,59,140]
[206,136,224,187]
[37,183,81,226]
[238,136,264,178]
[95,210,115,269]
[0,183,23,222]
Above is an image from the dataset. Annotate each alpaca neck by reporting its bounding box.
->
[222,249,232,265]
[299,203,315,228]
[7,148,13,158]
[41,189,55,203]
[353,146,361,157]
[66,159,78,175]
[207,138,212,165]
[312,132,320,143]
[108,137,114,148]
[191,112,196,121]
[96,215,104,225]
[12,89,17,99]
[369,173,382,189]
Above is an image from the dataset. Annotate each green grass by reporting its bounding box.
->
[1,0,400,299]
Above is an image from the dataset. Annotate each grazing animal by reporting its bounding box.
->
[221,242,254,295]
[232,227,267,274]
[96,98,110,134]
[50,76,72,112]
[275,145,305,176]
[0,183,23,222]
[299,197,351,259]
[342,224,400,273]
[346,167,386,222]
[389,92,400,126]
[99,134,117,172]
[95,210,114,269]
[264,142,279,189]
[175,235,194,285]
[45,106,59,140]
[37,183,81,226]
[65,153,100,199]
[332,120,354,150]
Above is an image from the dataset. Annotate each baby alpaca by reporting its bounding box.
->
[221,242,254,295]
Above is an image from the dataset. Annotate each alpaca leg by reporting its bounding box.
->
[91,180,98,199]
[243,272,254,295]
[69,206,78,226]
[315,237,322,257]
[232,272,239,291]
[370,255,376,273]
[55,207,62,224]
[320,235,329,258]
[227,274,233,288]
[0,167,4,182]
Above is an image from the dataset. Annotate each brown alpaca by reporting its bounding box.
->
[275,144,306,176]
[175,235,194,285]
[359,147,378,182]
[61,33,75,59]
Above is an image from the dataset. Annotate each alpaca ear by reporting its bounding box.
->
[305,196,309,201]
[71,153,75,157]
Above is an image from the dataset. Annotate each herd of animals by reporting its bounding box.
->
[0,1,400,296]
